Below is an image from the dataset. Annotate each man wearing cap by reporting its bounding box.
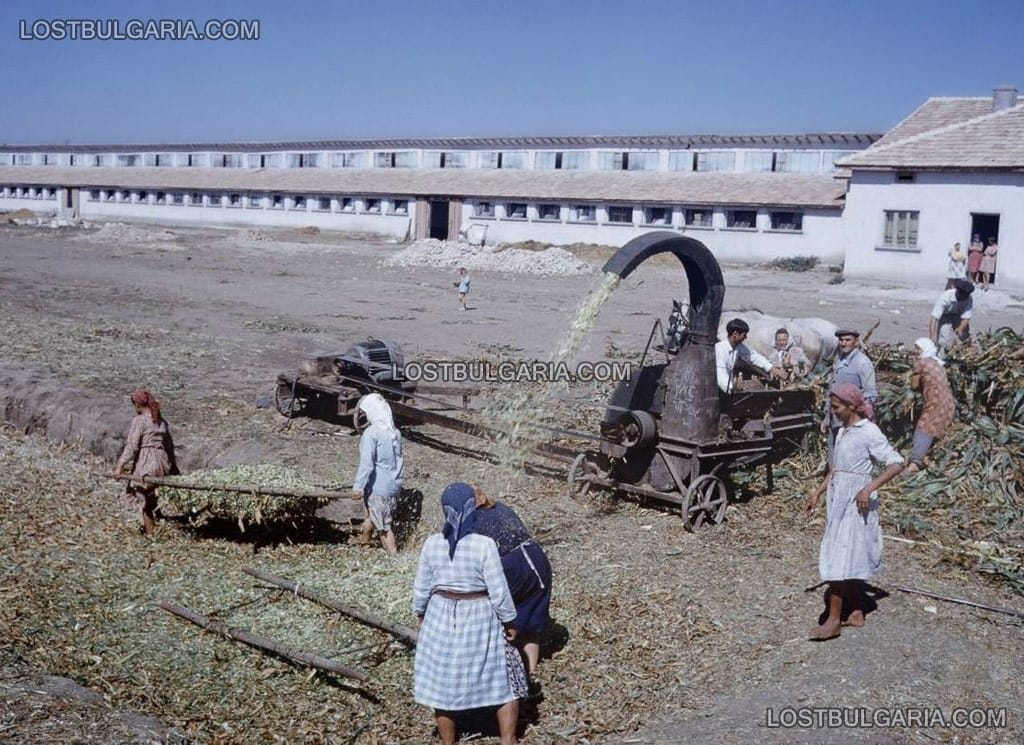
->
[715,318,785,393]
[821,329,878,456]
[929,279,974,351]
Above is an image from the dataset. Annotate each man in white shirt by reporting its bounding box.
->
[929,279,974,351]
[715,318,785,393]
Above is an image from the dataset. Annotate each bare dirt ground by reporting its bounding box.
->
[1,221,1022,744]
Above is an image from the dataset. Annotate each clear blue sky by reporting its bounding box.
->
[2,0,1022,144]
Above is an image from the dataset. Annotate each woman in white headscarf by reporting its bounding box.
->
[906,338,955,473]
[352,393,403,554]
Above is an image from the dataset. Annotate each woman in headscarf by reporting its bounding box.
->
[805,383,903,641]
[352,393,403,555]
[112,388,178,537]
[412,482,523,745]
[906,338,955,473]
[470,484,551,680]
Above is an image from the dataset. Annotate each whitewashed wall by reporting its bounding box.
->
[459,203,844,262]
[843,171,1024,289]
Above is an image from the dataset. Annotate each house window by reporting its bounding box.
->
[143,153,172,167]
[247,194,264,209]
[607,206,634,224]
[332,152,368,168]
[504,203,527,219]
[882,210,919,249]
[501,151,527,169]
[374,152,397,168]
[394,151,417,168]
[776,151,819,173]
[391,199,408,215]
[155,191,167,204]
[172,193,185,205]
[365,198,381,213]
[116,154,140,167]
[104,189,116,201]
[292,195,307,210]
[270,194,284,209]
[597,152,628,170]
[684,208,713,228]
[89,189,100,201]
[13,153,31,166]
[341,197,355,212]
[40,188,52,199]
[695,151,736,172]
[770,211,803,231]
[93,154,111,167]
[742,151,775,172]
[896,171,915,183]
[188,192,202,206]
[227,193,242,208]
[643,206,672,225]
[474,201,495,218]
[263,153,282,168]
[478,152,500,169]
[726,209,757,229]
[207,193,222,207]
[534,152,560,169]
[537,204,561,221]
[316,197,332,211]
[562,151,589,170]
[216,154,243,168]
[668,151,694,171]
[569,204,596,222]
[441,152,469,169]
[188,153,209,167]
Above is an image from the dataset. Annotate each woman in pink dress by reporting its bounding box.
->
[980,237,999,291]
[112,388,178,536]
[966,234,984,282]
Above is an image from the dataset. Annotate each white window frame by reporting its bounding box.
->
[881,210,919,250]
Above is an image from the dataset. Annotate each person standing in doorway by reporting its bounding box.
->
[980,237,999,291]
[967,234,984,283]
[454,267,470,311]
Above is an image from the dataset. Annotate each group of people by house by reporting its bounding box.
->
[111,281,971,741]
[949,234,998,291]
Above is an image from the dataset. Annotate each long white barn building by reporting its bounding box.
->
[1,86,1021,287]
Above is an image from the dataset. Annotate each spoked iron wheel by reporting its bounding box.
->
[681,474,728,531]
[568,452,603,501]
[274,381,305,418]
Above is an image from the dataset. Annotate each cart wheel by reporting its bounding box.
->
[568,452,599,501]
[274,381,304,418]
[682,474,728,531]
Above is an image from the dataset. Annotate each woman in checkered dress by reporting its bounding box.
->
[412,482,520,745]
[906,338,955,473]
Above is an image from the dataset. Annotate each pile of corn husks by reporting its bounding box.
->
[160,464,333,530]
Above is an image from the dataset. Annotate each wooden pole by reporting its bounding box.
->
[893,586,1024,619]
[243,567,419,645]
[158,602,370,681]
[113,474,352,500]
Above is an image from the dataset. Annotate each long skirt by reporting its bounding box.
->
[819,491,882,582]
[502,542,552,634]
[414,595,516,711]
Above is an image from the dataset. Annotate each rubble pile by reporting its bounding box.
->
[383,238,596,276]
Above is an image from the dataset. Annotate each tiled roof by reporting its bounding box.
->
[870,98,994,148]
[837,101,1024,170]
[0,133,880,153]
[0,167,847,208]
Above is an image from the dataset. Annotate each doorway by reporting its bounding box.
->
[969,213,1000,284]
[429,200,449,240]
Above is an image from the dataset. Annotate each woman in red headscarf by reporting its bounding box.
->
[112,388,178,536]
[805,383,903,640]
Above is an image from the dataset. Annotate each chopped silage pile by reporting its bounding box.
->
[82,221,179,244]
[383,238,597,276]
[160,464,334,529]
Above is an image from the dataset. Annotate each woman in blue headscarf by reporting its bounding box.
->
[412,482,522,745]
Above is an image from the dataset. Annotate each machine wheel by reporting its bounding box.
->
[681,474,728,531]
[568,452,601,501]
[274,381,304,418]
